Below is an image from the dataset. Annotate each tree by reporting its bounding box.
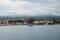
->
[26,18,34,24]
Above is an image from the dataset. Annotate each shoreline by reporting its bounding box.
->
[0,24,60,26]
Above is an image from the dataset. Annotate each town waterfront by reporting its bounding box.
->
[0,25,60,40]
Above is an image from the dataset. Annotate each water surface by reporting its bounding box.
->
[0,25,60,40]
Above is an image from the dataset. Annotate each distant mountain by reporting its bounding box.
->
[0,15,60,20]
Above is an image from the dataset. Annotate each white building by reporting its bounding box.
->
[33,21,39,24]
[3,20,9,25]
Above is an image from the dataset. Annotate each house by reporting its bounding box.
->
[33,21,40,24]
[0,20,9,25]
[0,20,3,25]
[3,20,9,25]
[33,20,44,25]
[39,21,44,25]
[47,20,54,24]
[23,22,28,25]
[43,19,54,24]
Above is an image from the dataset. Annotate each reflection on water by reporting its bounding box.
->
[0,25,60,40]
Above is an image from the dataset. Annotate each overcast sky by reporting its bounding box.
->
[0,0,60,16]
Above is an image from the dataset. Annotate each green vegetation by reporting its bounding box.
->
[54,20,60,24]
[26,18,34,24]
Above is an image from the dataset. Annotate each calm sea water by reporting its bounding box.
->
[0,25,60,40]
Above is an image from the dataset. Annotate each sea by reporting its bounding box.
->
[0,25,60,40]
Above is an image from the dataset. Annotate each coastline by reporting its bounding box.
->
[0,24,60,26]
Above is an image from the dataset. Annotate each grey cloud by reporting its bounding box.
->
[0,0,60,16]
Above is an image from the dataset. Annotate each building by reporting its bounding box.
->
[0,20,9,26]
[33,21,40,25]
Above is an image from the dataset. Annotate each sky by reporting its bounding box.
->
[0,0,60,16]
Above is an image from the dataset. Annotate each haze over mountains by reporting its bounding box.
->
[0,14,60,20]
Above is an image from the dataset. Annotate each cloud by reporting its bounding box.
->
[0,0,60,16]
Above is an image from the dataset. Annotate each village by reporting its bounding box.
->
[0,18,60,26]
